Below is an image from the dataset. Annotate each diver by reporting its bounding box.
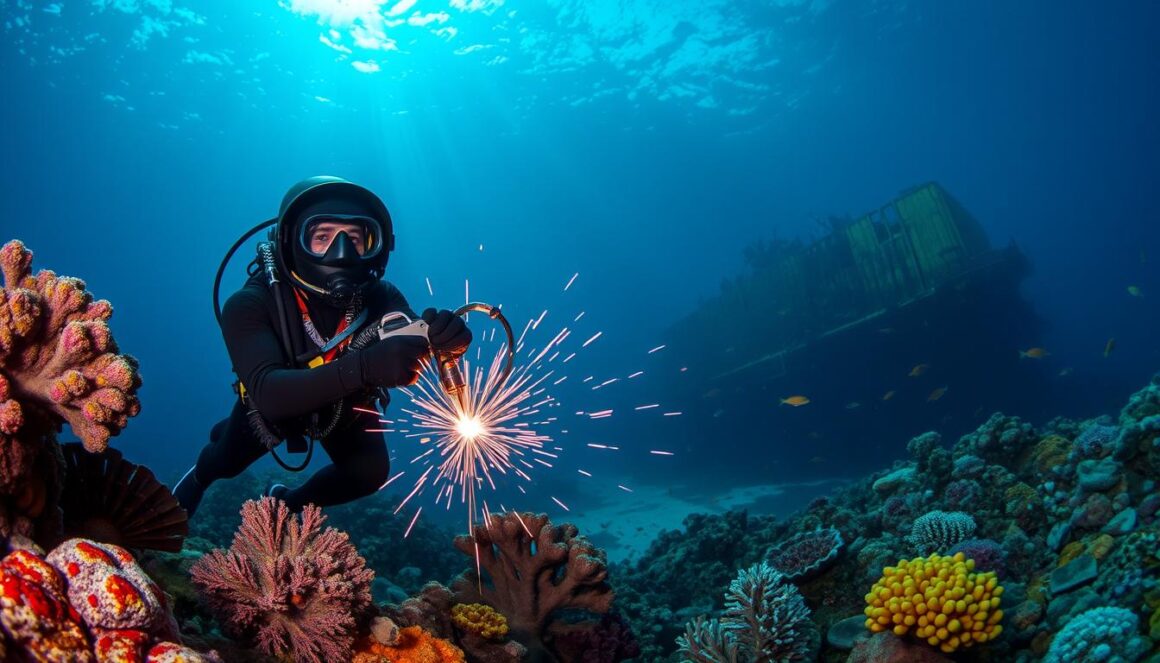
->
[173,176,470,518]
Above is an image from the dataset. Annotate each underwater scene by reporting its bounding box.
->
[2,0,1159,661]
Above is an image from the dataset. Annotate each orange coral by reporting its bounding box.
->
[353,625,465,663]
[452,602,509,640]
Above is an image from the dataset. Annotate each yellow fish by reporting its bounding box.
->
[882,390,896,401]
[927,386,948,402]
[1104,338,1116,358]
[1019,347,1050,359]
[908,364,930,377]
[780,395,810,407]
[1127,285,1143,297]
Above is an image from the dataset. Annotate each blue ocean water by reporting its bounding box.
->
[2,0,1158,572]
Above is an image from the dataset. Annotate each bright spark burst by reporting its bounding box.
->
[371,270,686,534]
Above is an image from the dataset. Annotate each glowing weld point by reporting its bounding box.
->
[648,345,666,354]
[634,404,659,410]
[663,411,682,416]
[551,496,570,511]
[403,507,422,538]
[618,484,634,492]
[456,416,484,439]
[650,450,675,456]
[564,272,578,291]
[578,469,592,477]
[582,331,602,348]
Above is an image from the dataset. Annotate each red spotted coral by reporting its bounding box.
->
[0,239,142,545]
[190,497,375,663]
[0,547,93,661]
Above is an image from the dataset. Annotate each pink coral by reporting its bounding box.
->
[451,511,614,658]
[190,497,375,663]
[0,240,142,544]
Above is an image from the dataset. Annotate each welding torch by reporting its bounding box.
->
[375,302,515,411]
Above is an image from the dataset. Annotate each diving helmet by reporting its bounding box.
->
[273,176,395,307]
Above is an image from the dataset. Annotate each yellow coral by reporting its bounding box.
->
[451,603,509,640]
[864,552,1004,653]
[352,625,465,663]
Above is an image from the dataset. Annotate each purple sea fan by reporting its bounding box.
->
[190,497,374,663]
[764,526,844,581]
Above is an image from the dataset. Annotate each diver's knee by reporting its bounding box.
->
[351,456,391,494]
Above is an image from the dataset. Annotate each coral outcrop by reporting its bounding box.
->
[0,239,142,545]
[190,497,374,663]
[451,511,614,660]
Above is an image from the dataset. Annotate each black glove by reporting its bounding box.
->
[422,308,472,357]
[358,334,430,388]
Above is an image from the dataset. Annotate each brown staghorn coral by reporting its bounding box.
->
[0,239,142,546]
[451,511,613,661]
[189,497,375,663]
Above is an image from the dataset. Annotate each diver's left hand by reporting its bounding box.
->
[422,308,472,356]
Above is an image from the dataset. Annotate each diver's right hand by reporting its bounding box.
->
[359,334,430,388]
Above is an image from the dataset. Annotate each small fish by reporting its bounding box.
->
[1058,367,1074,377]
[927,386,948,402]
[882,390,896,401]
[1019,347,1050,359]
[780,395,810,407]
[908,363,930,377]
[1104,338,1116,358]
[1127,285,1143,297]
[845,401,861,410]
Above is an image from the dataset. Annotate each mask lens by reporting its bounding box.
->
[300,215,379,258]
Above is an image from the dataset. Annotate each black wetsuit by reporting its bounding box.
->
[189,273,416,513]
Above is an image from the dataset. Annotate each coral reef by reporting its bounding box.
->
[58,442,188,553]
[450,511,614,660]
[190,497,374,663]
[864,552,1003,653]
[676,561,818,662]
[0,239,142,545]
